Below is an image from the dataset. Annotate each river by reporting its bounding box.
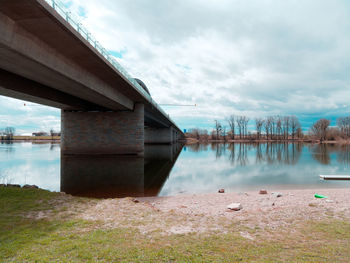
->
[1,142,350,198]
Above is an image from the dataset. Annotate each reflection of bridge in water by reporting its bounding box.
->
[61,144,183,198]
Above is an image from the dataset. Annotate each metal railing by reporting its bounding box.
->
[43,0,178,128]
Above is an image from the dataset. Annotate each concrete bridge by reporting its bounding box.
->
[0,0,184,155]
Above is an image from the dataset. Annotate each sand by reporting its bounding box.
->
[68,188,350,235]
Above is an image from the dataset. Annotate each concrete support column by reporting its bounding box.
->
[144,126,174,144]
[61,103,144,155]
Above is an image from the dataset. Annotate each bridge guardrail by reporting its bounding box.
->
[43,0,181,131]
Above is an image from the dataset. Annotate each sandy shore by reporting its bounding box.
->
[68,188,350,236]
[139,188,350,230]
[141,188,350,215]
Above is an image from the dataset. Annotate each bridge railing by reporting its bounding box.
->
[43,0,178,129]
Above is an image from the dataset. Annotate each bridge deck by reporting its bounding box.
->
[0,0,183,133]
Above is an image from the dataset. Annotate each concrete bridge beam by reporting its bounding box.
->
[145,126,175,144]
[61,103,144,155]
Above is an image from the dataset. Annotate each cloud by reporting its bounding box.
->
[0,97,60,134]
[1,0,350,132]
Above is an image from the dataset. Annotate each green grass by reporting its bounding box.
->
[1,187,350,262]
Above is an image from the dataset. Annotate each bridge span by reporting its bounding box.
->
[0,0,184,155]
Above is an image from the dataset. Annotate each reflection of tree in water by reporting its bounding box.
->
[310,143,350,165]
[226,143,303,166]
[255,143,263,164]
[337,144,350,165]
[310,144,331,165]
[262,143,302,165]
[237,143,248,166]
[228,143,235,164]
[0,141,14,154]
[213,143,226,159]
[188,143,200,152]
[50,143,59,151]
[187,143,208,152]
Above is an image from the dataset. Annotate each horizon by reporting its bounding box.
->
[1,0,350,134]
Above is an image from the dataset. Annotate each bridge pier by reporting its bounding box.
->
[144,126,175,144]
[61,103,144,155]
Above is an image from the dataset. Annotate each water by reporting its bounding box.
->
[1,142,350,198]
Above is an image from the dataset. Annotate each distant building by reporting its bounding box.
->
[32,132,49,136]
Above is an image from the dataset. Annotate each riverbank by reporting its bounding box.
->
[11,135,60,141]
[185,137,350,144]
[1,187,349,262]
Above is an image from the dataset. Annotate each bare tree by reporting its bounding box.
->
[265,116,274,140]
[255,118,264,140]
[242,116,250,139]
[276,116,282,140]
[222,126,227,141]
[4,127,15,140]
[50,128,55,140]
[337,116,350,138]
[214,120,222,140]
[310,119,330,142]
[236,116,244,139]
[227,115,235,140]
[282,116,290,140]
[296,127,303,139]
[290,116,300,140]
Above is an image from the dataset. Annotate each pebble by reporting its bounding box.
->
[227,203,243,211]
[259,189,268,195]
[132,198,140,203]
[272,192,283,198]
[326,199,334,203]
[218,189,225,193]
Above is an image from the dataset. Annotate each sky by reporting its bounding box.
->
[1,0,350,134]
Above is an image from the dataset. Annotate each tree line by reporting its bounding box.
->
[187,115,350,143]
[0,127,15,141]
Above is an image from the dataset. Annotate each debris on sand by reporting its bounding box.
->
[227,203,242,211]
[259,189,268,195]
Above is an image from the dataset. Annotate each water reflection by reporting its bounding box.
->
[337,145,350,166]
[1,142,350,197]
[310,144,332,165]
[187,143,303,166]
[61,144,183,198]
[0,141,14,153]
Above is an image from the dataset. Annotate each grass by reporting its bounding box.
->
[1,187,350,262]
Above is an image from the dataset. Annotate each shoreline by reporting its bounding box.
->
[1,186,350,261]
[2,139,349,144]
[185,138,350,144]
[136,187,350,230]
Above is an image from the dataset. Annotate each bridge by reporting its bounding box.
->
[0,0,184,155]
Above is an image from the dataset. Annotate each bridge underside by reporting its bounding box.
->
[0,0,184,155]
[61,105,181,155]
[0,69,182,155]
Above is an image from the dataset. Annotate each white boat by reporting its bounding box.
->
[320,175,350,180]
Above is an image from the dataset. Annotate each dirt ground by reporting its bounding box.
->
[49,188,350,237]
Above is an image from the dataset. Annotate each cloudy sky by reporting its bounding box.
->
[1,0,350,134]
